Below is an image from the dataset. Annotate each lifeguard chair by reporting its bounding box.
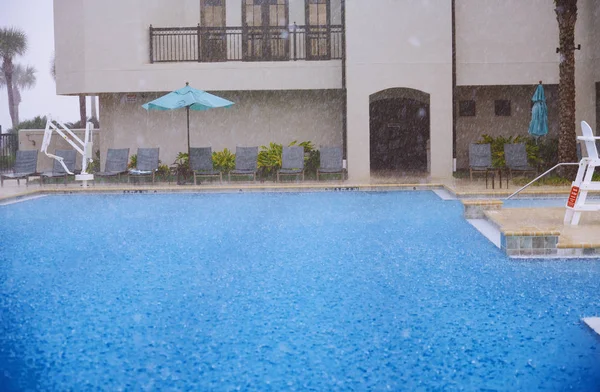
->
[564,121,600,225]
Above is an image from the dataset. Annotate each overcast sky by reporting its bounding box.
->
[0,0,95,132]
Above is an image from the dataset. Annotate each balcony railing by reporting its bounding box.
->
[149,24,343,63]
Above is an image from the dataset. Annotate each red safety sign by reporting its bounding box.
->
[567,186,580,208]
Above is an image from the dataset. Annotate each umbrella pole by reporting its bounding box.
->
[187,106,190,156]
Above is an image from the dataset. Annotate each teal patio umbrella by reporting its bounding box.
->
[142,82,234,154]
[528,81,548,142]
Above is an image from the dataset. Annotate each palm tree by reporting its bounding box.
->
[555,0,578,178]
[0,63,36,125]
[0,27,28,128]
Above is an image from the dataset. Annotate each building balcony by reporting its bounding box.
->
[149,24,344,63]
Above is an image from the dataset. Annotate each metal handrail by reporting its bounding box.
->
[505,162,580,200]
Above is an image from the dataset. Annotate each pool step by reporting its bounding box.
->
[582,317,600,336]
[467,219,501,248]
[462,199,600,258]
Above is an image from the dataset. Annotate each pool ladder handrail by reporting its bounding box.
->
[505,162,580,200]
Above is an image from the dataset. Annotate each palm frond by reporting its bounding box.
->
[0,27,28,59]
[50,52,55,80]
[13,64,36,90]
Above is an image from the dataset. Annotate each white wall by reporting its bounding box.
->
[54,0,343,95]
[456,0,559,86]
[53,0,85,94]
[345,0,453,181]
[99,90,344,170]
[457,0,597,136]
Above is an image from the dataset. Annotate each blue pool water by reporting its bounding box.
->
[1,192,599,391]
[503,196,600,208]
[503,198,568,208]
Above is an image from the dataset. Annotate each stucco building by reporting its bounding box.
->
[53,0,600,181]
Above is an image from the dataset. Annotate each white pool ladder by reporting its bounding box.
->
[564,121,600,225]
[41,115,94,187]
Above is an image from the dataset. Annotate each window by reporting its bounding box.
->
[201,0,225,27]
[242,0,289,61]
[458,100,476,117]
[201,0,226,61]
[307,0,328,26]
[305,0,330,60]
[495,100,511,116]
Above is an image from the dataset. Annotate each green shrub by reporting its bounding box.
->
[212,148,235,172]
[257,142,283,177]
[172,152,191,183]
[9,115,47,132]
[305,150,320,175]
[86,150,101,173]
[157,164,171,180]
[174,152,189,169]
[477,134,539,168]
[128,154,137,169]
[536,137,559,171]
[296,140,315,154]
[257,140,317,179]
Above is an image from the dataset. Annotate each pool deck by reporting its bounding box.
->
[1,175,598,258]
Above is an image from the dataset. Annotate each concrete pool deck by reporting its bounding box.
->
[0,175,598,258]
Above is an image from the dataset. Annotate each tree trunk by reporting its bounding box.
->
[13,87,21,126]
[79,94,86,126]
[555,0,578,179]
[90,95,97,120]
[2,58,18,128]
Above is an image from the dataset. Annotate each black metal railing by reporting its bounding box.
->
[150,24,343,63]
[0,133,18,173]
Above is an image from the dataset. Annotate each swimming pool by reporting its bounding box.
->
[503,196,600,208]
[1,192,599,390]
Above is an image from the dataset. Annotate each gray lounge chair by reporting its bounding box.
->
[504,143,537,187]
[228,146,258,182]
[41,149,77,186]
[317,146,345,181]
[0,150,38,187]
[469,143,497,189]
[277,146,304,182]
[129,148,159,183]
[190,147,222,184]
[96,148,130,182]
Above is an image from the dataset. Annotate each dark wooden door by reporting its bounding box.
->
[370,98,429,172]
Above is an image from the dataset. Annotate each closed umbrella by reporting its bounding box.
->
[528,81,548,142]
[142,82,234,155]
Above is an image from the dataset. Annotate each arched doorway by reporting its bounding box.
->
[369,88,430,174]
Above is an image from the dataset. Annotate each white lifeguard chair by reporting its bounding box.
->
[564,121,600,225]
[41,116,94,187]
